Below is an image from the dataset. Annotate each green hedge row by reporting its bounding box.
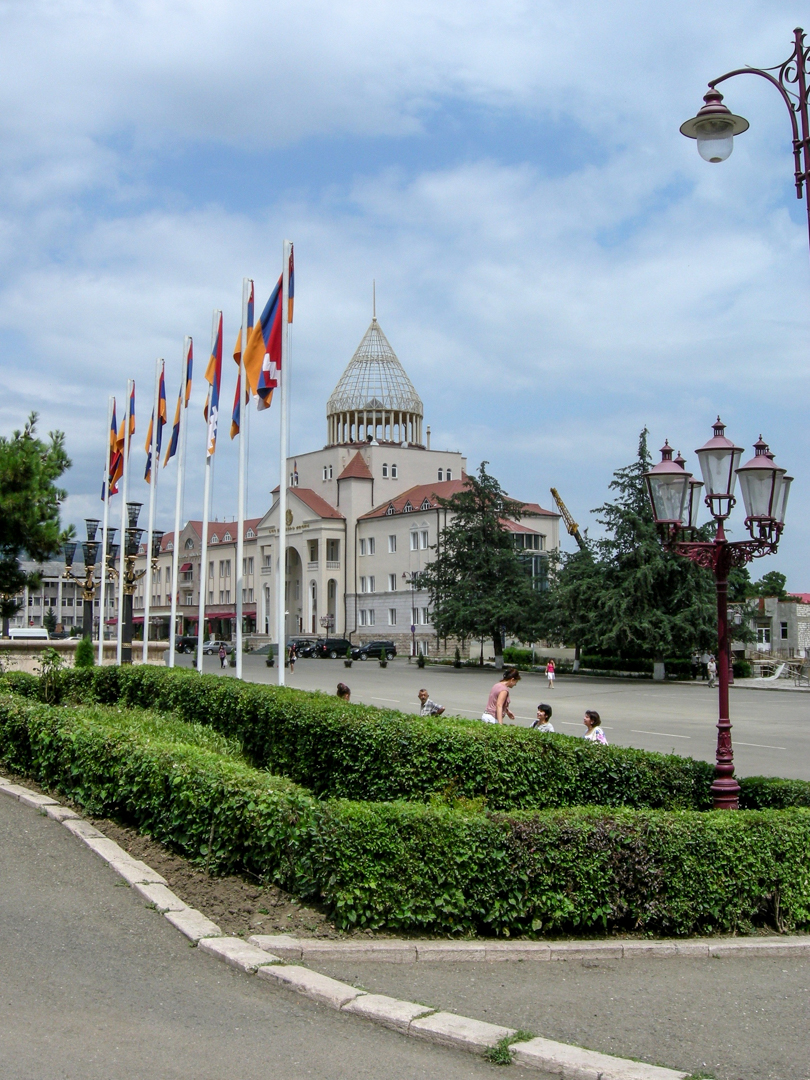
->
[2,689,810,937]
[3,667,718,811]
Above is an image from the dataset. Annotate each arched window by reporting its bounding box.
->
[438,469,443,481]
[391,464,398,478]
[446,469,452,481]
[184,538,194,549]
[382,463,388,477]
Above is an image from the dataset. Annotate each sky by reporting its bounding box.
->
[1,1,808,586]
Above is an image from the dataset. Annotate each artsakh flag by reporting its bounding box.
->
[244,276,281,411]
[164,338,193,467]
[144,370,168,482]
[204,311,223,457]
[231,281,254,439]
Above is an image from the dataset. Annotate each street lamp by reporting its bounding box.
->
[681,27,810,256]
[62,519,104,639]
[644,418,790,810]
[105,502,148,664]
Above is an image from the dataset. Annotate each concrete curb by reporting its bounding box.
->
[248,930,810,963]
[0,774,698,1078]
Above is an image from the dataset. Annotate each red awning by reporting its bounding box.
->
[204,611,236,620]
[180,563,192,571]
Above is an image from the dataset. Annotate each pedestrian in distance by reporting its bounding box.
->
[691,651,701,681]
[482,667,520,724]
[418,689,445,716]
[583,710,607,744]
[336,682,351,701]
[546,659,555,689]
[288,642,296,673]
[218,643,227,668]
[707,655,717,689]
[700,650,710,681]
[531,703,554,732]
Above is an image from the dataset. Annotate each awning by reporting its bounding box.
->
[179,563,192,572]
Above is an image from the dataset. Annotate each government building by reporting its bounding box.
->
[13,312,561,657]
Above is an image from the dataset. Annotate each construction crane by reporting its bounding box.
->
[550,488,587,552]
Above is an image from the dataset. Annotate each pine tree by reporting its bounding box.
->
[415,463,543,661]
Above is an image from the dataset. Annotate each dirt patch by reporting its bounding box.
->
[1,768,358,940]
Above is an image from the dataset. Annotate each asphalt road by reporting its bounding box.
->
[0,794,545,1080]
[178,654,810,781]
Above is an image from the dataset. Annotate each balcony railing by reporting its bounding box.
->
[326,560,341,570]
[307,561,318,570]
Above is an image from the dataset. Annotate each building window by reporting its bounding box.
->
[248,588,254,602]
[410,532,418,551]
[219,590,231,604]
[323,466,328,481]
[388,608,397,625]
[359,538,367,556]
[388,573,397,592]
[326,538,340,561]
[243,557,254,575]
[391,464,398,478]
[420,530,428,549]
[757,626,771,646]
[388,534,396,553]
[360,576,367,593]
[308,540,318,562]
[185,538,194,549]
[412,607,421,625]
[422,607,430,624]
[167,541,173,551]
[154,568,161,583]
[210,534,219,544]
[246,529,255,538]
[359,609,375,627]
[264,553,272,566]
[209,561,214,578]
[403,501,412,513]
[781,622,789,640]
[446,469,452,481]
[385,504,395,516]
[382,463,388,477]
[208,590,214,603]
[223,532,231,542]
[368,537,375,555]
[329,465,333,479]
[417,639,429,656]
[438,469,443,481]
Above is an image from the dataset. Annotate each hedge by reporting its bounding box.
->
[4,667,717,811]
[2,690,810,937]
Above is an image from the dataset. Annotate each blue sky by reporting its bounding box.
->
[1,0,808,586]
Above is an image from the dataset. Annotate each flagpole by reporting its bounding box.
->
[235,277,250,680]
[98,395,114,665]
[276,241,291,686]
[168,337,190,669]
[116,380,133,665]
[196,311,220,674]
[142,358,162,663]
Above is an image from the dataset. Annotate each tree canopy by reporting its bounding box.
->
[0,413,71,634]
[538,430,718,661]
[414,462,544,659]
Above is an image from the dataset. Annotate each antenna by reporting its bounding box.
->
[372,279,376,320]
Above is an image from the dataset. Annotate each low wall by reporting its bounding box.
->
[0,640,168,673]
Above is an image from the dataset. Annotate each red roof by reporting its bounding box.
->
[291,488,344,520]
[789,593,810,605]
[185,518,262,545]
[337,451,373,481]
[361,479,557,523]
[518,502,559,518]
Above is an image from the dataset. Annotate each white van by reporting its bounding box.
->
[8,627,50,640]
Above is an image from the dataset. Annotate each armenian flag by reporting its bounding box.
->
[144,369,168,482]
[231,281,254,439]
[115,384,136,455]
[164,338,193,467]
[103,399,122,499]
[204,312,223,456]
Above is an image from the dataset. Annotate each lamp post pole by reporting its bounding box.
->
[681,27,810,262]
[644,422,791,809]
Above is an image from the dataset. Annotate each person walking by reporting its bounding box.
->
[336,682,351,701]
[531,703,554,732]
[288,642,297,673]
[482,668,520,724]
[417,689,445,716]
[546,659,556,689]
[218,643,227,668]
[583,710,607,744]
[707,655,717,689]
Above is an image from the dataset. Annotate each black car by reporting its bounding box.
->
[288,636,319,658]
[352,640,397,661]
[314,637,354,659]
[175,635,198,654]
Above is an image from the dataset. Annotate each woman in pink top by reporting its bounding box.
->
[482,668,520,724]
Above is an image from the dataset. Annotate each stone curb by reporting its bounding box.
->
[248,931,810,962]
[0,774,697,1078]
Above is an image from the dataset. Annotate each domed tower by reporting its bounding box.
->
[326,310,423,447]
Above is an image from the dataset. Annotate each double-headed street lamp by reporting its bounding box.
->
[680,27,810,258]
[644,419,791,810]
[63,520,117,640]
[105,503,162,664]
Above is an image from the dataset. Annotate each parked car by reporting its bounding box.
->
[314,637,354,659]
[288,636,320,658]
[352,640,397,661]
[202,639,234,655]
[174,635,198,654]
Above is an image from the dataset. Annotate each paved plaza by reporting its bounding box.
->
[178,654,810,781]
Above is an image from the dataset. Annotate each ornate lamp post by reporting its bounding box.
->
[680,27,810,258]
[105,503,150,664]
[644,419,790,809]
[63,519,106,639]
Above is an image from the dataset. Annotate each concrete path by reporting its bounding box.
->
[0,794,545,1080]
[178,654,810,780]
[315,952,810,1080]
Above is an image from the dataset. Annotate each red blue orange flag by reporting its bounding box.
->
[164,339,193,467]
[288,245,294,324]
[103,399,121,499]
[115,384,135,455]
[204,312,223,456]
[231,282,254,439]
[244,275,282,411]
[144,371,167,482]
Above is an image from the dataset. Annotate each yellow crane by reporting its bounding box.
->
[550,488,587,551]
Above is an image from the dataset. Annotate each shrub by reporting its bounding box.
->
[74,637,95,669]
[503,646,533,665]
[2,690,809,937]
[733,659,753,678]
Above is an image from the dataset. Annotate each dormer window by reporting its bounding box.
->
[385,503,395,516]
[382,463,388,478]
[167,542,173,551]
[211,534,219,544]
[438,469,443,481]
[246,529,255,539]
[421,498,431,510]
[223,532,232,542]
[403,501,413,513]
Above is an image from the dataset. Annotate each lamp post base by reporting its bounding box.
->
[710,775,741,810]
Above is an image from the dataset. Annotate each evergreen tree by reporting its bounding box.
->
[749,570,789,600]
[43,607,57,634]
[540,430,717,663]
[0,413,71,636]
[415,463,543,661]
